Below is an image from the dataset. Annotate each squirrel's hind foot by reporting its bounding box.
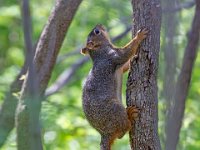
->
[126,105,140,121]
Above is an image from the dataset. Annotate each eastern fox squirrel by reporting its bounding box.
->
[81,24,148,150]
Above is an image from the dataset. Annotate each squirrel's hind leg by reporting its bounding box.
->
[100,132,120,150]
[100,135,112,150]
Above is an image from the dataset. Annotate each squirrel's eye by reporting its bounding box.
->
[94,29,101,35]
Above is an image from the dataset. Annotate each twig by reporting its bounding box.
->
[45,57,89,97]
[112,26,131,42]
[56,48,81,64]
[163,0,195,13]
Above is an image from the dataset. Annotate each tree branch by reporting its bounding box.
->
[16,0,41,149]
[16,0,83,150]
[165,1,200,150]
[22,0,33,60]
[45,57,89,97]
[33,0,82,92]
[0,0,33,146]
[163,0,195,13]
[56,47,82,64]
[112,26,131,42]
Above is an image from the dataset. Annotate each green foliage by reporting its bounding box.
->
[0,0,200,149]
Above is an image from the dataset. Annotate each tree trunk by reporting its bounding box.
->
[162,0,178,115]
[0,0,32,146]
[127,0,161,149]
[162,0,179,146]
[165,1,200,150]
[16,0,82,150]
[0,66,27,147]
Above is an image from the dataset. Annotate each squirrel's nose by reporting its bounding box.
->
[86,37,94,48]
[87,37,92,44]
[87,40,92,44]
[87,41,94,48]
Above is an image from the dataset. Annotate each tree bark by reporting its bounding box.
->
[165,1,200,150]
[15,0,82,150]
[127,0,161,149]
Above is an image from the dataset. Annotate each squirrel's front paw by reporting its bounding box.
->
[136,28,148,41]
[126,105,140,121]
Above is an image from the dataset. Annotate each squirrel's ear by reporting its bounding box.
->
[81,47,89,55]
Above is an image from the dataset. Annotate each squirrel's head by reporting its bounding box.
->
[81,24,111,55]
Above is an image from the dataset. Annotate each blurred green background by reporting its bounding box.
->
[0,0,200,149]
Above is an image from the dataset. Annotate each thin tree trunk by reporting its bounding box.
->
[162,0,178,113]
[162,0,195,13]
[127,0,161,149]
[162,0,178,146]
[16,0,82,150]
[0,0,32,146]
[0,66,27,147]
[165,1,200,150]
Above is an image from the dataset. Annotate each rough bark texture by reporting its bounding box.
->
[127,0,161,149]
[16,0,82,150]
[165,1,200,150]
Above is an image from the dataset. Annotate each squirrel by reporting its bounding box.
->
[81,24,148,150]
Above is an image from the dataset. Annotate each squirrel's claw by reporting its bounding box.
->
[126,105,140,121]
[136,28,148,41]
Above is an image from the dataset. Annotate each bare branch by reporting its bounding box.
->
[56,47,82,64]
[163,0,195,13]
[21,0,33,60]
[165,1,200,150]
[31,0,82,94]
[45,57,89,97]
[0,0,33,147]
[16,0,42,149]
[112,26,131,42]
